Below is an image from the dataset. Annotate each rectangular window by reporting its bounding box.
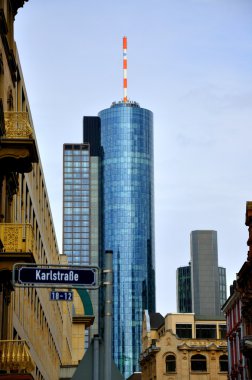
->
[176,324,192,338]
[196,324,216,339]
[219,325,227,339]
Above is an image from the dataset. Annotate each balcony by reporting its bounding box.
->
[0,340,35,376]
[0,112,38,174]
[0,223,35,270]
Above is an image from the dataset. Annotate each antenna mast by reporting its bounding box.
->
[123,36,128,102]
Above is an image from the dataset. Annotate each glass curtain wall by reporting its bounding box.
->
[63,144,90,348]
[63,144,90,265]
[99,101,155,378]
[177,266,192,313]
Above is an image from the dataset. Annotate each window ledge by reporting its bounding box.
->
[164,373,177,377]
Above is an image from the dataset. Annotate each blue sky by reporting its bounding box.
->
[15,0,252,315]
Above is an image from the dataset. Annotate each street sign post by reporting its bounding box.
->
[13,264,99,289]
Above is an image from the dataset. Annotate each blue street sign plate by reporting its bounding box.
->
[50,291,73,301]
[14,265,98,288]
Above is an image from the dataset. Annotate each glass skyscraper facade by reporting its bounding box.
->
[98,101,156,378]
[63,144,90,266]
[176,265,192,313]
[63,144,91,348]
[63,138,102,347]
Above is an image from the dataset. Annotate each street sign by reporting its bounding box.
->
[50,291,73,301]
[13,264,99,289]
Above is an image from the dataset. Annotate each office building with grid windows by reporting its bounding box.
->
[63,139,102,347]
[63,117,102,348]
[63,143,90,266]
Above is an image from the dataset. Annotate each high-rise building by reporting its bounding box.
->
[177,231,227,316]
[63,38,156,378]
[63,116,102,345]
[191,230,223,316]
[63,143,91,267]
[98,100,155,377]
[63,143,94,349]
[83,116,103,342]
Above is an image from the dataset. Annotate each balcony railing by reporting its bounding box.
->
[0,111,38,173]
[0,223,34,253]
[4,112,33,139]
[0,340,35,373]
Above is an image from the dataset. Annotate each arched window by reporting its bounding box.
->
[166,354,176,372]
[191,354,207,371]
[219,354,228,372]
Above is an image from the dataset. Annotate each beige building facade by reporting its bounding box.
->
[0,1,91,379]
[140,312,228,380]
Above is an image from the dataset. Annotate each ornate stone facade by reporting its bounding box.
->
[140,312,228,380]
[0,1,88,379]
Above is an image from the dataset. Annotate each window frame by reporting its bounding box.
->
[219,354,228,372]
[191,354,207,372]
[218,325,227,339]
[176,323,192,338]
[196,324,217,339]
[165,353,176,373]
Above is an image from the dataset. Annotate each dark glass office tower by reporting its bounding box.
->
[176,265,192,313]
[99,101,155,378]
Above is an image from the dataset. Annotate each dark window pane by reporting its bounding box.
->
[219,355,228,372]
[196,324,216,339]
[219,325,227,339]
[191,354,207,371]
[166,355,176,373]
[176,324,192,338]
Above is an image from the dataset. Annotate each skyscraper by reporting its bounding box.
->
[98,99,155,377]
[63,38,155,378]
[63,143,90,268]
[63,143,93,349]
[177,230,226,317]
[191,230,221,316]
[63,118,102,346]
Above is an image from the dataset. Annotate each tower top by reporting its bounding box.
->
[123,36,128,103]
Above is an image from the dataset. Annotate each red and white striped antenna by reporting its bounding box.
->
[123,36,128,102]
